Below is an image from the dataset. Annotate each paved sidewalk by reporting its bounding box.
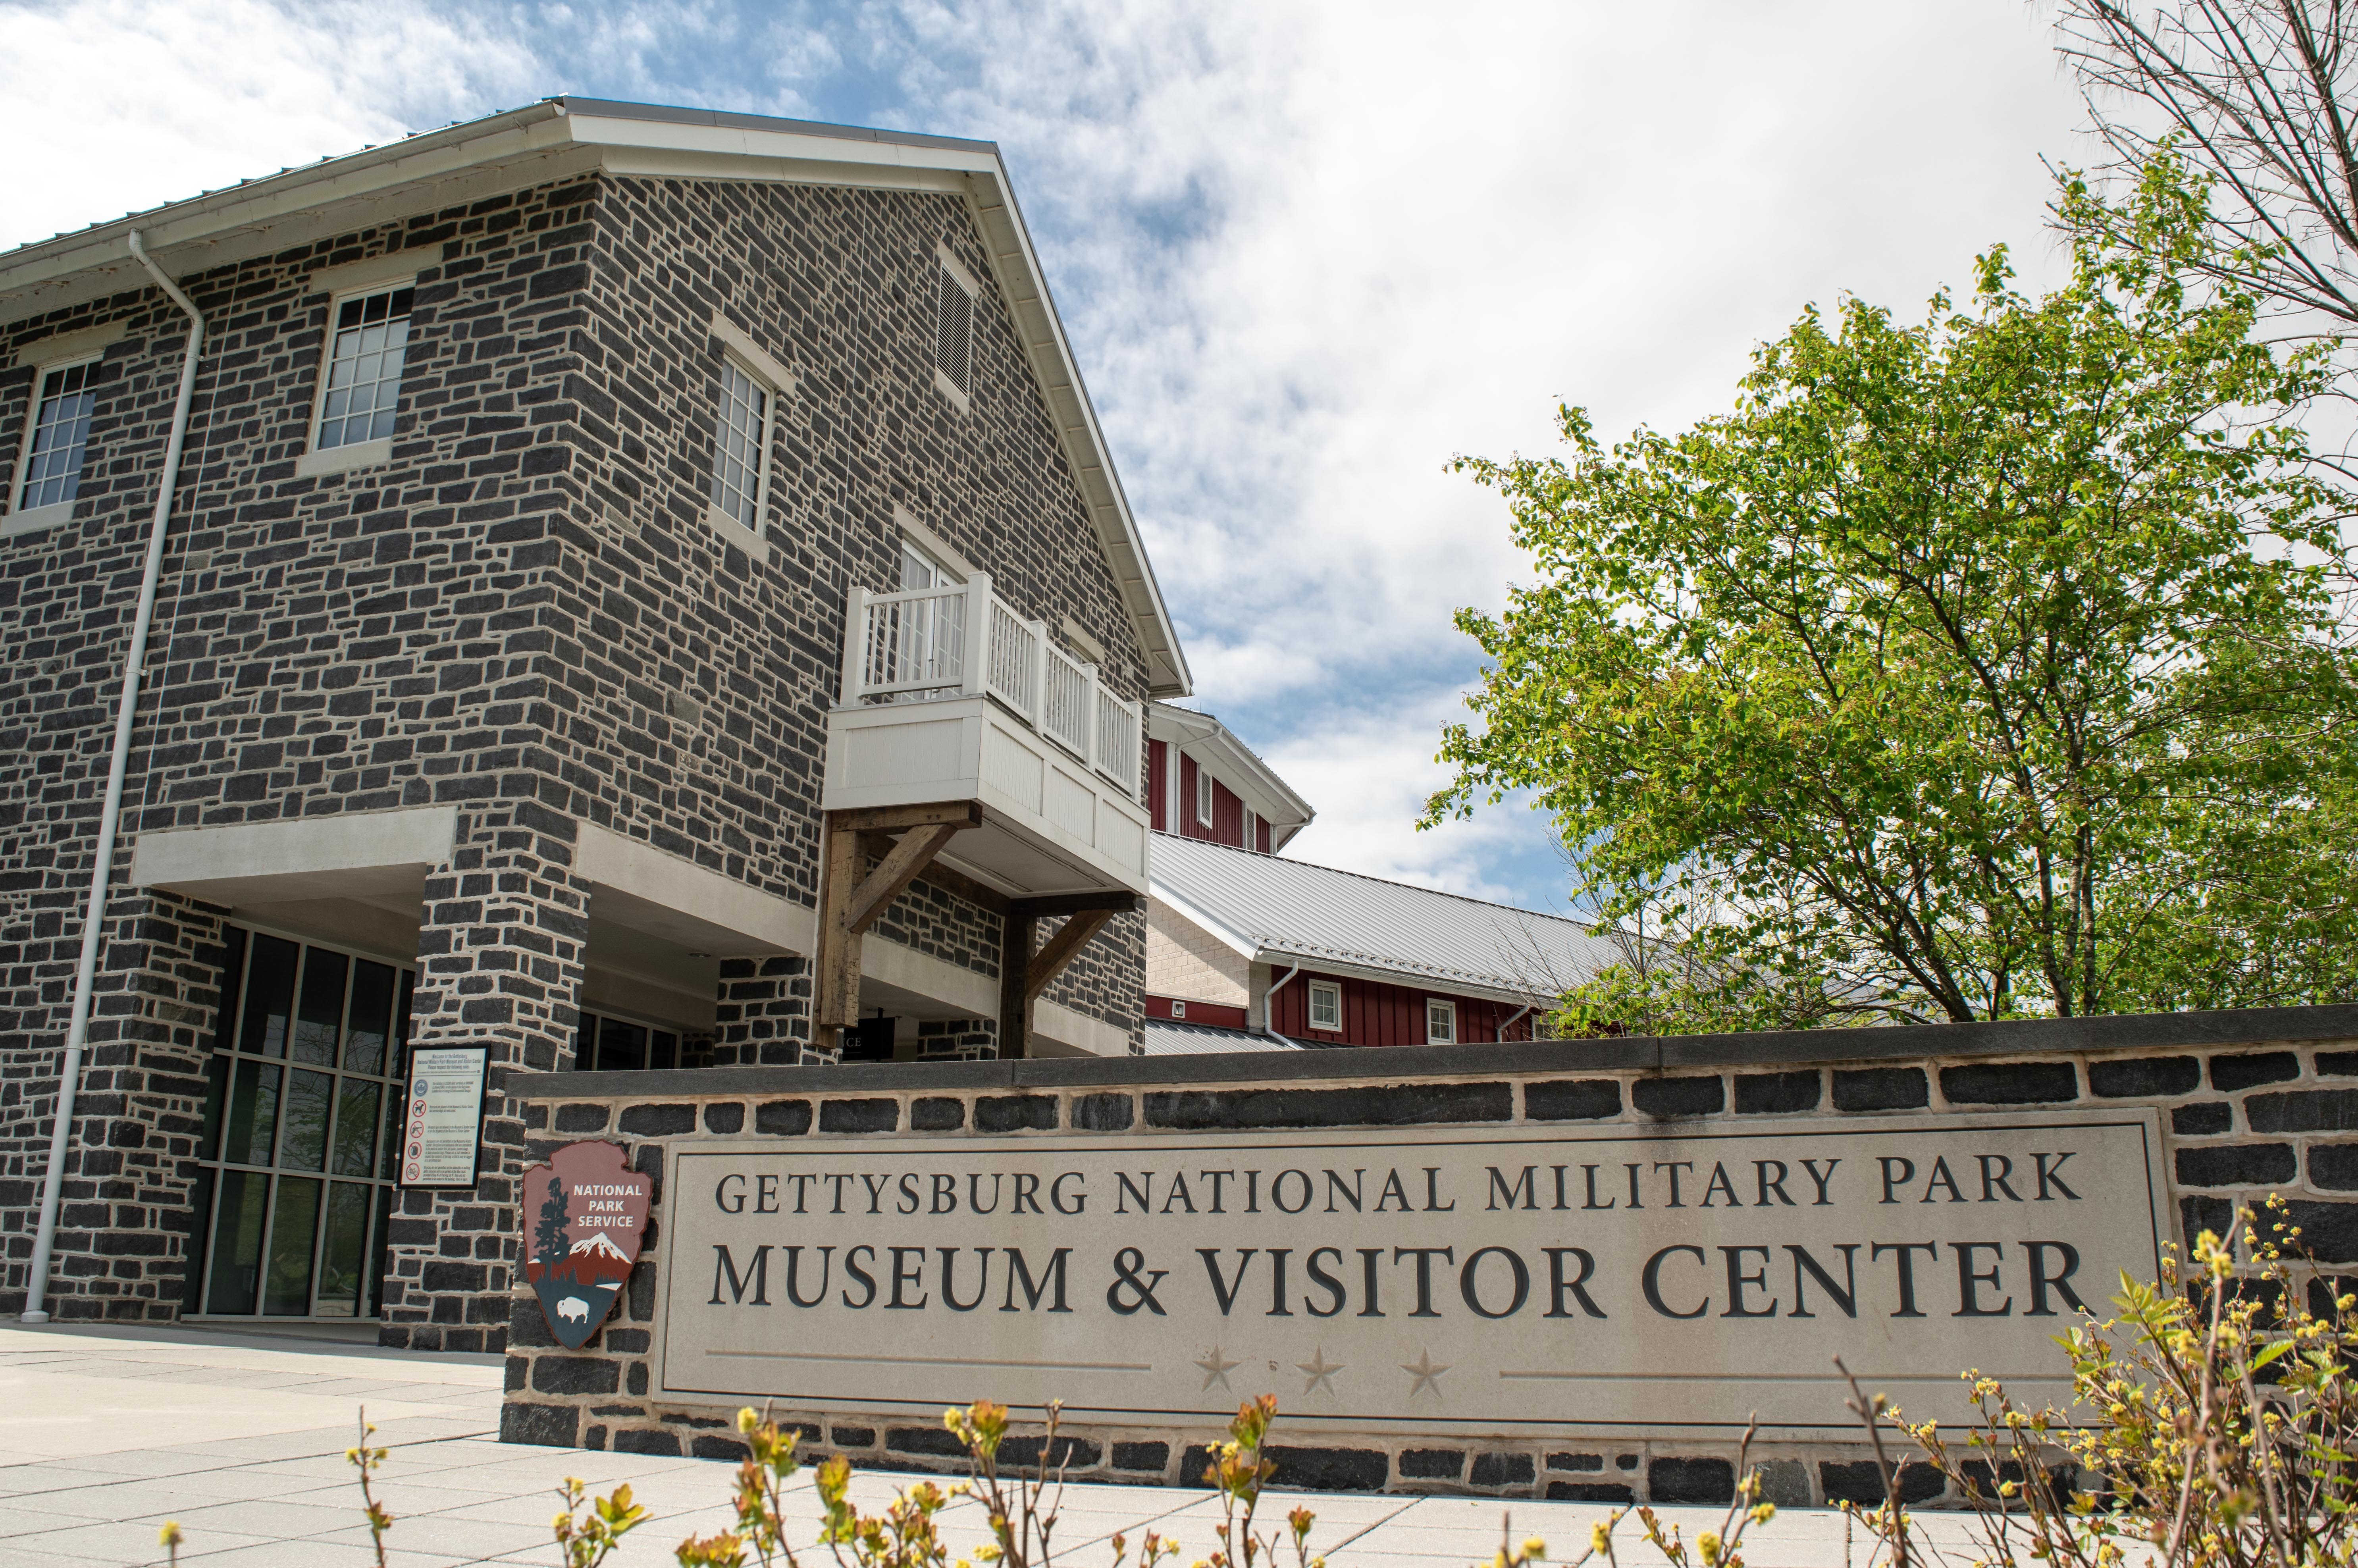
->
[0,1321,1988,1568]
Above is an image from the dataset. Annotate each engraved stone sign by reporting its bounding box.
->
[656,1110,2167,1438]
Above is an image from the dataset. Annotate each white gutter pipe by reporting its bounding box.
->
[23,230,203,1325]
[1258,963,1301,1049]
[1495,1004,1533,1043]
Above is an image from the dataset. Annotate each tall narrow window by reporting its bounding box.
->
[712,357,770,532]
[316,285,413,450]
[934,264,974,399]
[1196,769,1214,826]
[14,358,98,513]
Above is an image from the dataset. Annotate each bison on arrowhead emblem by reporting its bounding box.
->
[521,1141,652,1349]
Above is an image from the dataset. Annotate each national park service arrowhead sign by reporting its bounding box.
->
[522,1141,652,1349]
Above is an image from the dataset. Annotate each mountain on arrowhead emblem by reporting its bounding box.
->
[520,1141,651,1349]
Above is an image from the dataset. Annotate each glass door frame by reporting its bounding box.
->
[187,919,414,1323]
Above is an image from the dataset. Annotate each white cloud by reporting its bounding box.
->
[0,0,2093,909]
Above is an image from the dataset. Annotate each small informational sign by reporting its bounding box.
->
[522,1141,654,1348]
[657,1110,2168,1439]
[399,1046,490,1189]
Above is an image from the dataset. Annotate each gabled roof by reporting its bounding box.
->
[1150,835,1618,1006]
[1147,702,1314,847]
[0,96,1190,697]
[1139,1018,1322,1056]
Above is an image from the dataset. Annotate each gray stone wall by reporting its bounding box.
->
[498,1004,2358,1501]
[0,162,1157,1326]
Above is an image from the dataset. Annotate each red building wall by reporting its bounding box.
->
[1151,741,1254,849]
[1267,970,1539,1048]
[1143,995,1250,1030]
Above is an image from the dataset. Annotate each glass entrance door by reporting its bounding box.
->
[193,925,413,1319]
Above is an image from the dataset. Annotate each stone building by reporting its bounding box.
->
[0,97,1189,1342]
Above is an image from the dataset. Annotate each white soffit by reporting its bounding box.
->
[0,96,1192,701]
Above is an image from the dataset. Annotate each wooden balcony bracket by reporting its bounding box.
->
[997,890,1142,1059]
[816,801,986,1036]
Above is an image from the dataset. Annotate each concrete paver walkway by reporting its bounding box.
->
[0,1322,1992,1568]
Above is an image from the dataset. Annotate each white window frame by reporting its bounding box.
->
[1169,1000,1187,1019]
[5,351,102,539]
[1426,998,1457,1045]
[1196,768,1214,826]
[1307,981,1342,1033]
[1243,807,1258,851]
[705,351,774,555]
[297,275,418,479]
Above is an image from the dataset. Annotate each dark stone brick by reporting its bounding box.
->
[2174,1102,2233,1135]
[2246,1089,2358,1134]
[2183,1194,2235,1242]
[692,1435,752,1461]
[832,1426,876,1448]
[532,1356,620,1395]
[1833,1067,1928,1111]
[1471,1452,1535,1487]
[1262,1446,1391,1491]
[2319,1052,2358,1078]
[499,1402,580,1448]
[1649,1457,1734,1503]
[1525,1079,1621,1120]
[1819,1461,1945,1504]
[2280,1200,2358,1262]
[1400,1449,1465,1479]
[605,1329,650,1353]
[1618,1454,1639,1470]
[2311,1145,2358,1191]
[1144,1083,1511,1130]
[2089,1056,2200,1098]
[975,1094,1057,1133]
[1071,1093,1134,1131]
[1734,1071,1820,1114]
[1547,1452,1605,1472]
[504,1355,526,1392]
[1940,1062,2079,1105]
[1632,1076,1724,1118]
[999,1435,1100,1470]
[614,1429,682,1457]
[2175,1143,2295,1188]
[703,1102,745,1134]
[1111,1441,1168,1471]
[910,1097,965,1131]
[2212,1052,2301,1092]
[628,1364,648,1396]
[1547,1482,1634,1503]
[886,1427,967,1458]
[554,1104,611,1131]
[756,1100,813,1136]
[618,1104,695,1137]
[821,1098,899,1133]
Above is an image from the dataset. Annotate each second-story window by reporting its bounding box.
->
[1308,981,1341,1032]
[316,285,413,451]
[1196,769,1213,826]
[712,356,771,533]
[13,358,98,514]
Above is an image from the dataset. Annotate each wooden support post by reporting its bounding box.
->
[997,891,1138,1059]
[817,801,984,1044]
[998,908,1036,1060]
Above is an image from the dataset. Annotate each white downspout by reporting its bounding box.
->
[1259,963,1301,1048]
[23,230,204,1325]
[1495,1004,1533,1043]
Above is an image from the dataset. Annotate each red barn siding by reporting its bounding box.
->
[1256,817,1272,853]
[1270,970,1537,1048]
[1148,740,1169,832]
[1145,994,1249,1031]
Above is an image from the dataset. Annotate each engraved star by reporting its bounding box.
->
[1195,1345,1241,1392]
[1296,1346,1344,1398]
[1401,1348,1451,1399]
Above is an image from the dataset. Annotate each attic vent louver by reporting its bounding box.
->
[934,262,974,399]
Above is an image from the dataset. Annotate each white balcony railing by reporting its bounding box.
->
[841,573,1142,800]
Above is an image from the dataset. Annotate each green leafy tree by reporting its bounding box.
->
[1426,165,2358,1027]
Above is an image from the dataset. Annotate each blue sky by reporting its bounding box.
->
[0,0,2088,916]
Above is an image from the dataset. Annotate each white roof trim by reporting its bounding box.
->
[1147,877,1260,961]
[0,96,1191,699]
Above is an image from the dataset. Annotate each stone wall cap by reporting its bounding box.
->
[525,1002,2358,1101]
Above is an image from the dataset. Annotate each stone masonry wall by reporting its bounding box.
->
[499,1005,2358,1503]
[1,160,1159,1320]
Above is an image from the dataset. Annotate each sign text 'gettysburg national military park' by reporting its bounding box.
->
[656,1113,2167,1437]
